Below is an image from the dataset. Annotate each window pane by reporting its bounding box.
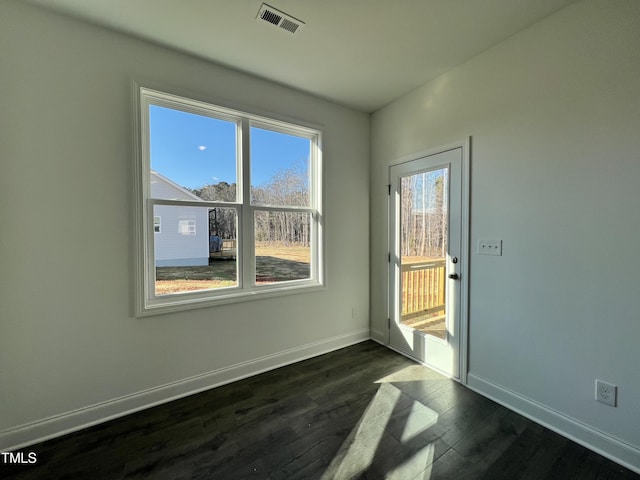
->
[255,211,311,284]
[400,168,449,340]
[149,105,237,202]
[138,87,323,314]
[250,126,310,207]
[154,205,238,295]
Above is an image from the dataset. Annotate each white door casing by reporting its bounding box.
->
[388,141,469,381]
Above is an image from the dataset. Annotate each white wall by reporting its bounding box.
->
[0,1,370,448]
[371,0,640,470]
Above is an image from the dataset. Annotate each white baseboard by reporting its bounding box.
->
[369,328,387,344]
[1,329,370,451]
[467,373,640,474]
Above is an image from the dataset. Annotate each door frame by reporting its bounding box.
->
[386,138,470,384]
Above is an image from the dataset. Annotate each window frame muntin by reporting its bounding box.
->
[134,84,324,316]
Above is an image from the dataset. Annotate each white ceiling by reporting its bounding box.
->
[25,0,578,112]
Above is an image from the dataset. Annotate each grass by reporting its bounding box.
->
[155,243,310,295]
[155,279,236,295]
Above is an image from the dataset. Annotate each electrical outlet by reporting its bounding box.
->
[478,239,502,256]
[595,379,617,407]
[351,307,360,319]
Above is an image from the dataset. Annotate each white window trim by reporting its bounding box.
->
[132,83,324,316]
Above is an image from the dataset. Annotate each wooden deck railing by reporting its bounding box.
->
[401,259,446,321]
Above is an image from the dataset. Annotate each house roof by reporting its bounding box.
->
[150,170,203,202]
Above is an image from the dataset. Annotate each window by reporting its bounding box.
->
[178,218,196,236]
[134,86,323,315]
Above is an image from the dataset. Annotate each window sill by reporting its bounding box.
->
[137,281,326,317]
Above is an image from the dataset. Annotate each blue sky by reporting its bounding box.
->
[149,105,310,189]
[406,168,448,214]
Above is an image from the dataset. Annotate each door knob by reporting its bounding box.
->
[448,273,459,280]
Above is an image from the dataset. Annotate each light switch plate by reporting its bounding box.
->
[478,239,502,256]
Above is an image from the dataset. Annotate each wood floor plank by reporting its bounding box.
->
[2,341,638,479]
[478,424,569,479]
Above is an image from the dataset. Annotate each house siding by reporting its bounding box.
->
[151,172,209,266]
[153,204,209,266]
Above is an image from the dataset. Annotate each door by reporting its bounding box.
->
[388,145,467,378]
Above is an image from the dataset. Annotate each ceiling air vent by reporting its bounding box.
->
[256,3,305,35]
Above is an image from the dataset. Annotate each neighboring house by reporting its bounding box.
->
[151,171,209,267]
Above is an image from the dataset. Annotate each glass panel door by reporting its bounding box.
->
[388,147,464,378]
[400,168,448,339]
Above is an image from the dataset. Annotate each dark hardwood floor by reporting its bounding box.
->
[3,341,638,479]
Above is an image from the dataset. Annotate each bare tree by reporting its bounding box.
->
[191,164,310,245]
[400,170,448,258]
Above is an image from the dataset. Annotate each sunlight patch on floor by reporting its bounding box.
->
[388,443,435,480]
[321,383,400,479]
[399,401,438,442]
[322,373,439,479]
[375,364,444,384]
